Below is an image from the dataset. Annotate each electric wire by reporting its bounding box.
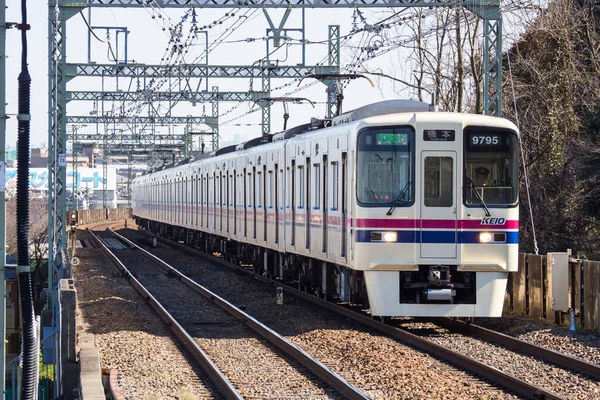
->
[75,2,539,146]
[507,49,539,255]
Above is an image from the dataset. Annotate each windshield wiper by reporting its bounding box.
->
[386,181,412,216]
[466,178,491,217]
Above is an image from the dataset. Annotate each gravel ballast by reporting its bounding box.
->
[120,225,518,399]
[477,315,600,366]
[74,228,218,400]
[397,320,600,399]
[112,243,341,399]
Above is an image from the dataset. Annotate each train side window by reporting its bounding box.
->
[313,163,320,210]
[331,162,339,211]
[247,172,253,208]
[424,156,453,207]
[268,170,274,209]
[257,171,263,208]
[286,167,291,209]
[298,166,304,209]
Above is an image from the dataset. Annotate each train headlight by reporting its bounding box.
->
[479,232,492,243]
[383,232,397,243]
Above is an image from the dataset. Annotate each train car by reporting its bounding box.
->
[132,100,519,317]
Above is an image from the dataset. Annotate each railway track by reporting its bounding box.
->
[429,318,600,378]
[75,224,222,399]
[121,225,600,399]
[88,226,369,400]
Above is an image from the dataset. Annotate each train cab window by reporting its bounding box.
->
[357,126,415,207]
[464,127,518,206]
[424,157,453,207]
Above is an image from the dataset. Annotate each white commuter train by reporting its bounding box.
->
[132,100,519,317]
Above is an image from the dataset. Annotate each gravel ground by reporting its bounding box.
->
[477,315,600,365]
[74,228,219,400]
[110,237,341,400]
[397,319,600,400]
[119,225,517,399]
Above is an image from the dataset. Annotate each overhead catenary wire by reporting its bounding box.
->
[222,1,534,126]
[120,8,258,128]
[75,3,541,144]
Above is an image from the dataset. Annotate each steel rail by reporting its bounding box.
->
[110,229,371,400]
[431,318,600,378]
[86,228,244,400]
[144,233,566,400]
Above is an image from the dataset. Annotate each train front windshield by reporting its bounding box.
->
[464,126,518,207]
[357,126,415,207]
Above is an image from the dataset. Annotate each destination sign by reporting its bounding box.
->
[424,129,455,141]
[377,133,408,145]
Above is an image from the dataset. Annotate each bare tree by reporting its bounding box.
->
[503,0,600,257]
[6,198,48,268]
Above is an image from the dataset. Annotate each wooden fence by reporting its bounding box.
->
[504,253,600,331]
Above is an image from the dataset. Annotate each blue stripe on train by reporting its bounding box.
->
[355,230,518,244]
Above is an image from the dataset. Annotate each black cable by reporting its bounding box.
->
[17,0,36,398]
[79,11,104,43]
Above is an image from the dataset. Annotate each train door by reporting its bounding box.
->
[213,172,217,231]
[233,170,237,236]
[219,172,223,233]
[420,151,457,259]
[195,173,199,227]
[274,164,279,245]
[341,152,348,258]
[206,173,210,230]
[322,155,328,253]
[305,157,311,250]
[263,165,268,242]
[291,160,296,247]
[243,168,248,238]
[185,176,189,226]
[200,174,204,229]
[253,166,257,240]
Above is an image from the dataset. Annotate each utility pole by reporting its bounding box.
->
[0,1,7,396]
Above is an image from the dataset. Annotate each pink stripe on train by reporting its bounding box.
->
[353,218,518,230]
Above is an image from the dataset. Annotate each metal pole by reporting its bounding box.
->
[0,1,8,397]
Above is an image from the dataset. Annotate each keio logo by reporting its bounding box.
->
[481,218,506,225]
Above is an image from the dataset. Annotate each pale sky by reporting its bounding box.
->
[3,2,538,152]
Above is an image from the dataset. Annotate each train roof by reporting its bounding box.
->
[332,99,432,126]
[136,99,516,179]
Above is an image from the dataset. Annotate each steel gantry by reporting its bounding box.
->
[48,1,502,397]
